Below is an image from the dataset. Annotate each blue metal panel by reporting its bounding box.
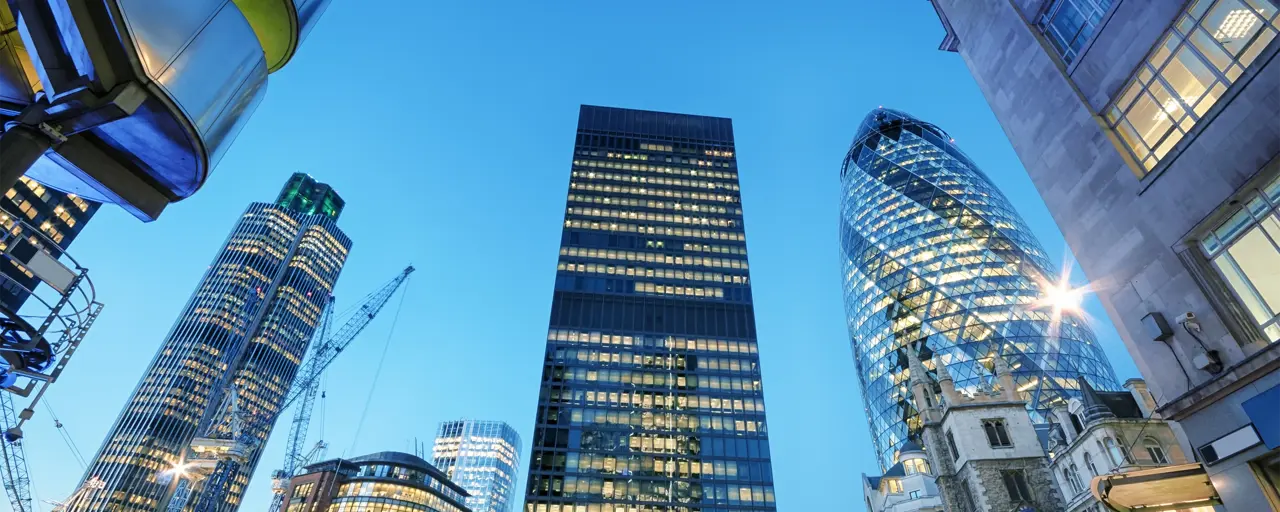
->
[1243,382,1280,449]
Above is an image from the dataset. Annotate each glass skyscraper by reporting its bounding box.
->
[523,105,776,511]
[71,174,352,511]
[839,108,1120,469]
[432,419,521,512]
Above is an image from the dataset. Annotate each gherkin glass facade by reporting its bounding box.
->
[839,109,1119,469]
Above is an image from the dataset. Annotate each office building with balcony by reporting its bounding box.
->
[522,105,777,511]
[927,0,1280,509]
[281,451,472,512]
[0,177,98,312]
[70,173,352,511]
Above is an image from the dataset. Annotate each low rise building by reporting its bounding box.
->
[861,441,945,512]
[1046,378,1204,512]
[869,347,1205,512]
[281,451,472,512]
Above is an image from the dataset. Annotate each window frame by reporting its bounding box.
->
[1199,173,1280,342]
[1035,0,1116,64]
[1104,0,1280,177]
[1144,437,1170,464]
[1001,469,1033,502]
[983,418,1014,448]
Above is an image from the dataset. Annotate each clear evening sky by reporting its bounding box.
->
[16,1,1140,510]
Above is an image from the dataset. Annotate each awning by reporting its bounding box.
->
[1090,463,1221,512]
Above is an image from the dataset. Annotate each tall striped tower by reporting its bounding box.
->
[72,174,352,511]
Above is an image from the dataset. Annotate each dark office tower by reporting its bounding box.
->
[0,176,99,311]
[70,173,352,512]
[523,106,777,512]
[839,108,1120,469]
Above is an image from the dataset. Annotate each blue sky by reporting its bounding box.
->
[16,1,1140,510]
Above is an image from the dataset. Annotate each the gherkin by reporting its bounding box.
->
[839,108,1120,469]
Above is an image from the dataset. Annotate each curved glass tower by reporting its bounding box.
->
[839,108,1119,469]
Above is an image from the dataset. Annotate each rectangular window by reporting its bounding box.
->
[1001,469,1033,502]
[1036,0,1115,63]
[909,490,921,499]
[983,419,1014,447]
[1105,0,1280,175]
[947,430,960,461]
[1201,174,1280,342]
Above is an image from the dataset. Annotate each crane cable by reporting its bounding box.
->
[348,277,410,454]
[42,400,86,470]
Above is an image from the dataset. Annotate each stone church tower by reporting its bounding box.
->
[906,345,1064,512]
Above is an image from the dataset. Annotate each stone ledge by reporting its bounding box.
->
[1158,341,1280,420]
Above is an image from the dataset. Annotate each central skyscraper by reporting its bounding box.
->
[72,174,352,512]
[523,106,777,511]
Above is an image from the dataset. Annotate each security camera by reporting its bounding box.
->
[1177,312,1201,333]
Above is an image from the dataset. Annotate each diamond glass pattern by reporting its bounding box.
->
[839,109,1121,469]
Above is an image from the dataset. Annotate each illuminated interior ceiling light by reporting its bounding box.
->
[1152,98,1182,121]
[1215,9,1259,40]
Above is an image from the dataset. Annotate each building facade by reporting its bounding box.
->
[926,0,1280,509]
[860,441,945,512]
[909,348,1065,512]
[281,451,472,512]
[70,174,352,511]
[839,107,1121,469]
[432,419,522,512]
[0,176,98,311]
[1046,378,1202,512]
[523,105,777,511]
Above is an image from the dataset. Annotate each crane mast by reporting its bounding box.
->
[161,265,414,512]
[268,265,414,511]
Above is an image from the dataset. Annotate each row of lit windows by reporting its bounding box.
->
[571,171,739,193]
[682,242,747,256]
[570,183,742,207]
[531,478,774,507]
[560,246,747,270]
[547,330,759,355]
[552,348,759,376]
[575,156,737,177]
[567,194,741,216]
[556,389,766,414]
[552,455,767,484]
[566,408,764,435]
[569,182,739,204]
[555,367,762,393]
[564,219,745,242]
[558,262,747,285]
[567,207,739,228]
[634,281,725,299]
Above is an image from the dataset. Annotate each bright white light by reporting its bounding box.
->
[1037,277,1086,316]
[1215,9,1258,40]
[1152,98,1182,122]
[162,462,194,479]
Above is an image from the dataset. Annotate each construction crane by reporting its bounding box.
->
[162,265,415,512]
[268,265,414,511]
[0,208,104,512]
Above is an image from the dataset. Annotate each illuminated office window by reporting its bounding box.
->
[1200,175,1280,342]
[1105,0,1280,175]
[1037,0,1114,63]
